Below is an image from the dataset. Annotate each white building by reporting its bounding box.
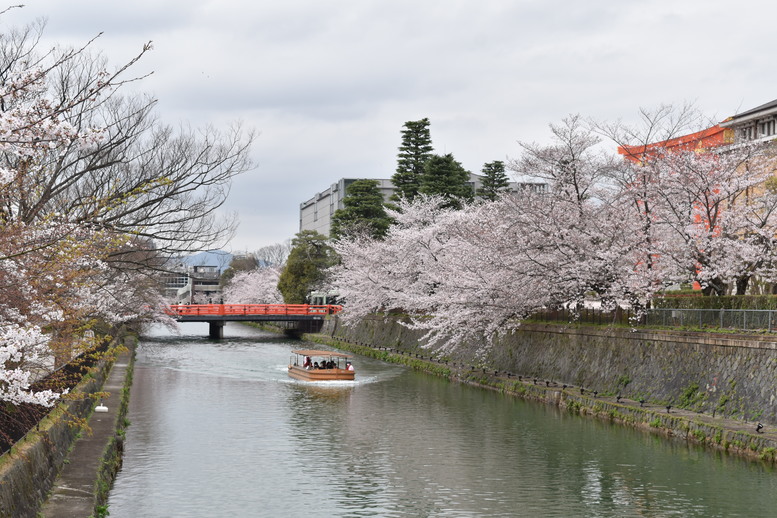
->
[299,178,394,237]
[162,264,226,304]
[299,175,546,237]
[720,98,777,144]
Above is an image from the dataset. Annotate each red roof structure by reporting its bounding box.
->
[617,125,732,163]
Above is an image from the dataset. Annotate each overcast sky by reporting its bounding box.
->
[3,1,776,252]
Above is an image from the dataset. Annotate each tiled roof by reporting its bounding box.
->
[728,98,777,121]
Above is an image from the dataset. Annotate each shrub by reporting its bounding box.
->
[652,295,777,310]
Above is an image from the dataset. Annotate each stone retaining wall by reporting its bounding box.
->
[0,336,130,518]
[322,316,777,423]
[313,318,777,464]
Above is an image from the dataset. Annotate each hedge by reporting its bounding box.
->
[652,295,777,310]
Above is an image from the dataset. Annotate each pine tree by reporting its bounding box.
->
[391,118,433,202]
[330,179,392,240]
[419,153,474,210]
[476,160,511,201]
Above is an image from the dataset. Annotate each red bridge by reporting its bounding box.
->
[166,304,343,338]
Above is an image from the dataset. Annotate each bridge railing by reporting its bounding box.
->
[165,304,343,317]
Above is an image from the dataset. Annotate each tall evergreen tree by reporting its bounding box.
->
[391,117,433,202]
[419,153,474,210]
[476,160,511,201]
[330,179,392,240]
[277,230,337,303]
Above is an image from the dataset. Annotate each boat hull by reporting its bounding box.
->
[288,365,355,381]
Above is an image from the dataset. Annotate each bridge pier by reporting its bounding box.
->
[209,321,225,339]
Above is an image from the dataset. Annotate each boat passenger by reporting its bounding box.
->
[313,361,320,369]
[346,362,354,371]
[303,356,312,369]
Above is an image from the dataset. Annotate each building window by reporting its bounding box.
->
[760,119,776,138]
[738,119,777,141]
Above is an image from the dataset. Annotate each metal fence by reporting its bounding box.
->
[532,307,777,332]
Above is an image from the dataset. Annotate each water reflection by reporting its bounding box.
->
[108,323,777,517]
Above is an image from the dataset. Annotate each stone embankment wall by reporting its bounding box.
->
[323,316,777,423]
[317,315,777,463]
[0,335,134,518]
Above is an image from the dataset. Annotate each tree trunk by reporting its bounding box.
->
[701,278,726,296]
[735,276,750,296]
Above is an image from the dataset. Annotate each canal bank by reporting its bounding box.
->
[307,315,777,465]
[0,335,135,518]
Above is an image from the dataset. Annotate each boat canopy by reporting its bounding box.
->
[291,349,351,358]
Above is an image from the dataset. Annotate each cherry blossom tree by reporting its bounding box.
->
[332,108,777,355]
[330,193,624,352]
[598,104,723,300]
[331,117,643,352]
[626,144,777,295]
[330,196,456,324]
[510,114,618,207]
[223,267,283,304]
[0,11,252,407]
[509,115,643,309]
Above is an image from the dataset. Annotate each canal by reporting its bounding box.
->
[107,323,777,517]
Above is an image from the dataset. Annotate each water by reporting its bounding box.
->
[108,323,777,517]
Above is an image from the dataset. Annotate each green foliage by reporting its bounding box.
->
[330,179,393,240]
[678,382,705,410]
[419,153,474,209]
[653,294,777,310]
[391,117,433,202]
[761,447,777,462]
[476,160,510,201]
[716,393,730,415]
[277,231,337,303]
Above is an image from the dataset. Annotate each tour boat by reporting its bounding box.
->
[288,349,355,381]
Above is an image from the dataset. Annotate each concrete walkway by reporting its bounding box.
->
[39,348,132,518]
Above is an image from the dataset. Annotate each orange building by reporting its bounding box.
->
[617,124,732,163]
